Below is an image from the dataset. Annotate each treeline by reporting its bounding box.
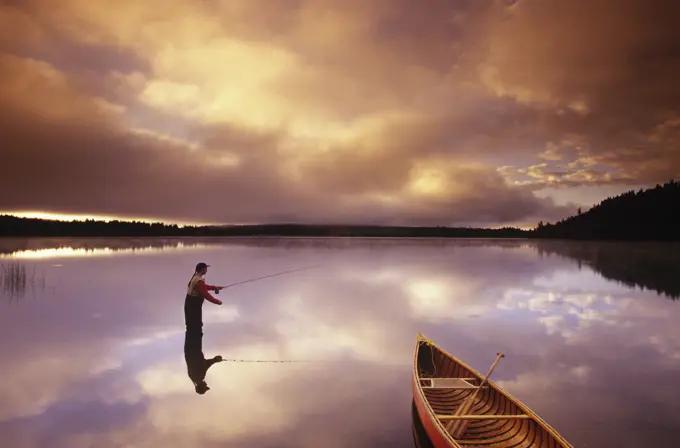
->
[204,224,528,238]
[532,180,679,241]
[2,180,676,240]
[0,215,528,238]
[0,216,190,237]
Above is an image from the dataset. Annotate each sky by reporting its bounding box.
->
[0,0,678,228]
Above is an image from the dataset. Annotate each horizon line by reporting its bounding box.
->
[0,213,532,231]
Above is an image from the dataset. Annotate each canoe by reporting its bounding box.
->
[412,333,573,448]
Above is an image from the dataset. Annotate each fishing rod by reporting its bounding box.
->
[214,264,321,293]
[220,358,320,363]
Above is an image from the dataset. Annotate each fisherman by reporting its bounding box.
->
[185,262,223,332]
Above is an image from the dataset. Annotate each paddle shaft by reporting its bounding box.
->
[451,352,505,438]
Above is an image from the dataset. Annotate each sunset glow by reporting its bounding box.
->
[0,0,677,227]
[1,211,217,227]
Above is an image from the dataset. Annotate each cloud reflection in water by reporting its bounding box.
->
[0,238,678,447]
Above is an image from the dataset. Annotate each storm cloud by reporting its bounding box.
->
[0,0,678,225]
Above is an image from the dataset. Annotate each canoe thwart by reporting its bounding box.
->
[420,378,479,389]
[436,414,531,420]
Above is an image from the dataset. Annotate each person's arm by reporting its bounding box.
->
[203,282,219,291]
[203,282,225,293]
[197,279,222,305]
[205,355,223,370]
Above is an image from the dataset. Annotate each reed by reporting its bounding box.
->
[0,263,46,302]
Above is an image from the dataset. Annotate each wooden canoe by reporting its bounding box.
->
[412,333,573,448]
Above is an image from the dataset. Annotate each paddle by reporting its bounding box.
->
[450,352,505,439]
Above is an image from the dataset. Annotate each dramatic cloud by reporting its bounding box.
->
[0,0,678,225]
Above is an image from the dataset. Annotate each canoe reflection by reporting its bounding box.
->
[413,399,435,448]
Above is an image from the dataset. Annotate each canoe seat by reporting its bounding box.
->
[421,378,479,389]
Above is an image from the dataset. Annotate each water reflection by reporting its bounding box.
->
[0,238,678,447]
[0,263,46,302]
[412,400,435,448]
[1,237,679,302]
[536,240,680,300]
[184,329,224,395]
[0,238,226,259]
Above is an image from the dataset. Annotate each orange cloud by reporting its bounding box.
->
[0,0,678,226]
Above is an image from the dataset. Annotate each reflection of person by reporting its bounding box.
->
[184,328,223,395]
[185,262,224,331]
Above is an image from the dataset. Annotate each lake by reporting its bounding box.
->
[0,237,679,447]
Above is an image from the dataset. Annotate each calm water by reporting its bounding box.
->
[1,237,679,447]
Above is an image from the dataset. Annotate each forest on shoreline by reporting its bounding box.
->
[1,181,677,241]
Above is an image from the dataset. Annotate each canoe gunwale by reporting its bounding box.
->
[412,332,574,448]
[412,334,464,448]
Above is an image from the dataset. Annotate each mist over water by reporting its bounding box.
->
[0,237,679,447]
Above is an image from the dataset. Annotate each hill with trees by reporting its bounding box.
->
[532,180,679,241]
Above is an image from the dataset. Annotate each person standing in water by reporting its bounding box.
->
[185,262,223,332]
[183,262,225,394]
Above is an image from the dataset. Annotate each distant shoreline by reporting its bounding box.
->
[0,216,530,239]
[0,234,534,240]
[1,217,679,241]
[2,180,679,241]
[4,235,679,243]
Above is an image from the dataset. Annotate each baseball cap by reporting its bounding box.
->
[195,262,210,272]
